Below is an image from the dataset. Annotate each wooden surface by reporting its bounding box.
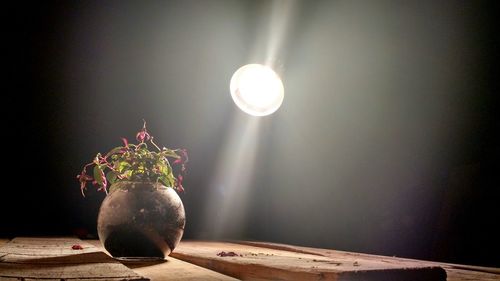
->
[87,240,237,281]
[0,237,148,280]
[0,238,235,281]
[239,241,500,281]
[1,239,499,281]
[171,241,447,280]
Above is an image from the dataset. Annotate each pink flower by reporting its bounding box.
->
[77,172,93,197]
[172,149,188,193]
[76,174,92,182]
[97,169,107,192]
[121,138,129,147]
[136,130,151,142]
[175,174,185,193]
[173,149,188,165]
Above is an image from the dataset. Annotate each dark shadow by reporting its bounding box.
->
[3,250,169,269]
[121,259,168,269]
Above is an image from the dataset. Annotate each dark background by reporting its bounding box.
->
[3,0,498,267]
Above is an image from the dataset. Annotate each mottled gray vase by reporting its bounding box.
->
[97,181,185,259]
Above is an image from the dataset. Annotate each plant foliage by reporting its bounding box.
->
[77,121,188,196]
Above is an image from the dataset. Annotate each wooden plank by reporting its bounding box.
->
[0,240,8,247]
[0,237,148,281]
[171,241,446,281]
[88,240,239,281]
[237,241,500,281]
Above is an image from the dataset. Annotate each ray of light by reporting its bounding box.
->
[199,0,297,239]
[265,0,298,66]
[200,114,261,239]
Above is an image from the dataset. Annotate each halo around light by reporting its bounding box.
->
[230,64,284,116]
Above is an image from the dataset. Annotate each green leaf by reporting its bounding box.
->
[159,163,171,176]
[122,170,133,179]
[161,150,180,159]
[93,166,104,186]
[105,146,124,158]
[117,161,131,173]
[106,171,118,184]
[159,175,175,187]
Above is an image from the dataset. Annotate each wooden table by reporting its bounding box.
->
[0,238,498,280]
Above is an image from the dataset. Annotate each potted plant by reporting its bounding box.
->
[77,121,188,259]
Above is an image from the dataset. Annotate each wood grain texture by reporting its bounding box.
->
[171,241,446,281]
[0,237,148,281]
[87,240,238,281]
[237,241,500,281]
[2,238,497,281]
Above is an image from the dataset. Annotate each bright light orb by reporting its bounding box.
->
[230,64,284,116]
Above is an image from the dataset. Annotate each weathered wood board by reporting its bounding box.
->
[239,241,500,281]
[171,241,447,280]
[0,237,148,281]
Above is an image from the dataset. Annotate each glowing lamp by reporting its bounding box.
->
[230,64,284,116]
